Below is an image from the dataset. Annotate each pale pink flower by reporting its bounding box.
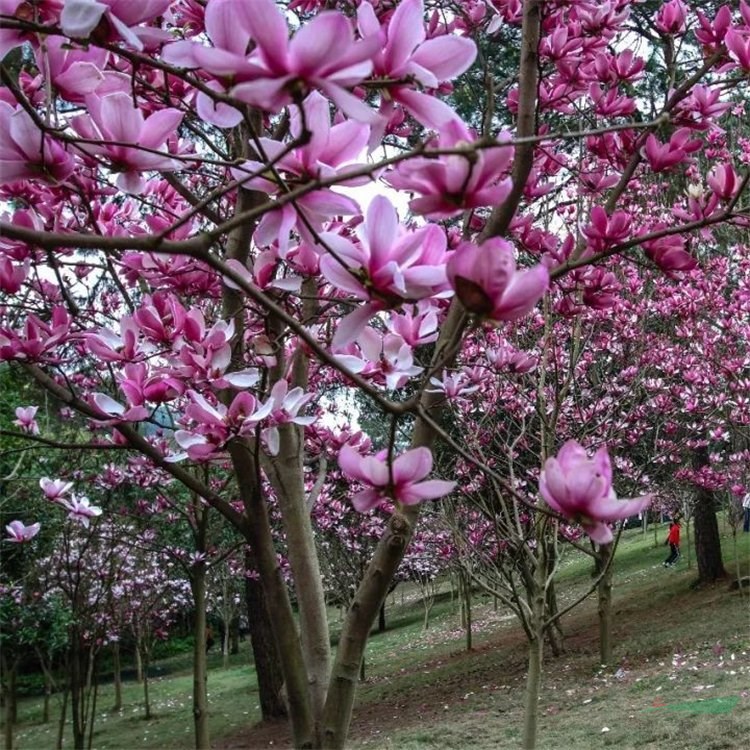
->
[338,444,455,512]
[40,477,74,501]
[320,196,450,346]
[357,0,477,130]
[539,440,651,544]
[5,520,41,543]
[61,495,103,528]
[61,0,172,51]
[13,405,39,434]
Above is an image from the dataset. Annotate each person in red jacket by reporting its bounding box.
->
[663,518,681,567]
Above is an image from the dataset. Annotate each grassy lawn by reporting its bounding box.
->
[7,519,750,749]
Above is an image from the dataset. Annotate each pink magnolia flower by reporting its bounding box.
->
[60,0,172,51]
[321,196,450,346]
[582,206,631,251]
[338,444,456,512]
[725,29,750,71]
[40,477,74,501]
[60,494,103,528]
[0,102,75,184]
[13,406,39,434]
[539,440,651,544]
[640,128,700,173]
[357,0,477,130]
[161,0,267,127]
[5,520,41,543]
[231,0,380,122]
[232,91,367,253]
[707,164,737,201]
[36,36,107,103]
[641,228,696,273]
[446,238,548,322]
[262,380,316,456]
[386,120,512,219]
[70,92,183,193]
[654,0,687,35]
[92,393,150,422]
[0,257,28,294]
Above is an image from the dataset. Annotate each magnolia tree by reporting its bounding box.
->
[3,0,750,748]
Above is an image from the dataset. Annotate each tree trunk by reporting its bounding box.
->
[56,687,69,750]
[230,442,315,748]
[459,570,472,652]
[191,565,210,750]
[693,447,728,583]
[112,642,122,712]
[597,542,614,666]
[222,624,230,670]
[70,637,86,750]
[3,657,16,750]
[134,644,143,684]
[43,669,51,724]
[244,555,287,720]
[230,617,240,655]
[523,632,543,750]
[378,603,386,633]
[142,649,151,720]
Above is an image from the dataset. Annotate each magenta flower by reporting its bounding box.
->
[60,0,172,51]
[231,0,380,122]
[0,103,75,184]
[654,0,687,35]
[5,520,41,543]
[13,405,40,434]
[357,0,477,130]
[338,444,455,512]
[386,120,513,219]
[36,36,107,104]
[70,92,183,193]
[539,441,651,544]
[320,196,450,346]
[446,238,548,323]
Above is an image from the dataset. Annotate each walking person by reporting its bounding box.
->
[663,518,681,567]
[743,491,750,533]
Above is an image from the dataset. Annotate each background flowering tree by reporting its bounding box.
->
[2,0,750,748]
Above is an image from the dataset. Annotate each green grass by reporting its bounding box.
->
[6,520,750,749]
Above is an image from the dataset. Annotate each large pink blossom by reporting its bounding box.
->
[338,444,455,512]
[357,0,477,130]
[320,196,450,346]
[230,0,380,122]
[0,103,75,184]
[70,92,183,193]
[446,238,548,323]
[539,441,651,544]
[386,120,512,219]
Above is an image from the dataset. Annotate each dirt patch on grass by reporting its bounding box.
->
[214,574,749,749]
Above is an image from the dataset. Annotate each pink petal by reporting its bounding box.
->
[384,0,425,72]
[238,0,289,73]
[399,479,456,504]
[140,108,183,149]
[410,36,477,81]
[60,0,108,39]
[392,446,432,485]
[332,303,379,349]
[492,264,549,321]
